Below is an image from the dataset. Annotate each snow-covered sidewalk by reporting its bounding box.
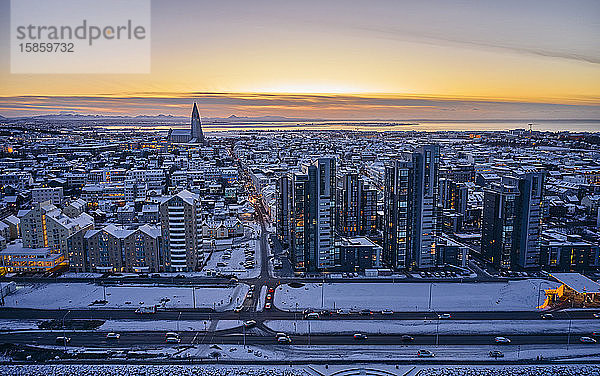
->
[265,319,599,335]
[274,280,559,312]
[4,283,250,311]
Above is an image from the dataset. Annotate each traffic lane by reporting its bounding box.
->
[0,332,590,347]
[1,308,599,321]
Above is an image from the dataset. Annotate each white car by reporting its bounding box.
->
[580,336,597,344]
[381,310,394,315]
[438,313,451,319]
[494,336,511,344]
[166,337,181,343]
[593,313,600,319]
[277,336,291,344]
[106,332,120,339]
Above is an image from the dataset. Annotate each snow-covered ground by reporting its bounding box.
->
[274,280,559,312]
[1,364,598,376]
[265,319,599,335]
[3,283,250,311]
[0,365,310,376]
[0,319,40,331]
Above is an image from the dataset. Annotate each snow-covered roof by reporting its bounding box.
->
[551,273,600,294]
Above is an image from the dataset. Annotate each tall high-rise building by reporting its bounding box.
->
[336,171,377,237]
[287,158,336,271]
[481,170,544,269]
[383,145,440,270]
[190,102,205,144]
[276,175,291,247]
[159,190,203,272]
[412,145,440,269]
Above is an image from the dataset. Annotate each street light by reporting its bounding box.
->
[566,310,572,350]
[62,310,70,350]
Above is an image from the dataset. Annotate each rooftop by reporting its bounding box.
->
[550,272,600,294]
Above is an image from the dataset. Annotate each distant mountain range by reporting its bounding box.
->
[1,112,316,123]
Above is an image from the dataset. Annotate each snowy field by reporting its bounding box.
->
[265,319,599,335]
[3,283,250,311]
[274,280,559,312]
[0,365,310,376]
[1,362,599,376]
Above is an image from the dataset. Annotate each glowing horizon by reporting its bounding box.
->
[0,0,599,121]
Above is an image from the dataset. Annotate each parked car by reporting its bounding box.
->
[494,336,511,344]
[417,349,434,357]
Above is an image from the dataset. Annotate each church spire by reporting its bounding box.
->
[190,102,204,144]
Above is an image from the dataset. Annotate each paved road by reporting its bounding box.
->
[0,307,598,321]
[0,330,589,347]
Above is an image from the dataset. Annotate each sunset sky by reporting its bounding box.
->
[1,0,599,120]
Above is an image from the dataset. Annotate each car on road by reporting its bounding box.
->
[438,313,451,319]
[55,336,71,344]
[353,333,368,340]
[135,306,157,314]
[106,332,120,339]
[275,332,287,338]
[489,350,504,358]
[243,320,257,328]
[305,312,320,319]
[494,336,511,344]
[594,313,600,319]
[268,288,275,293]
[381,310,394,315]
[266,294,272,300]
[265,302,272,309]
[277,335,292,344]
[417,349,434,357]
[592,332,600,337]
[360,309,373,316]
[166,337,181,343]
[338,309,351,315]
[401,335,414,342]
[246,291,253,299]
[165,332,179,338]
[580,336,597,344]
[541,313,554,319]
